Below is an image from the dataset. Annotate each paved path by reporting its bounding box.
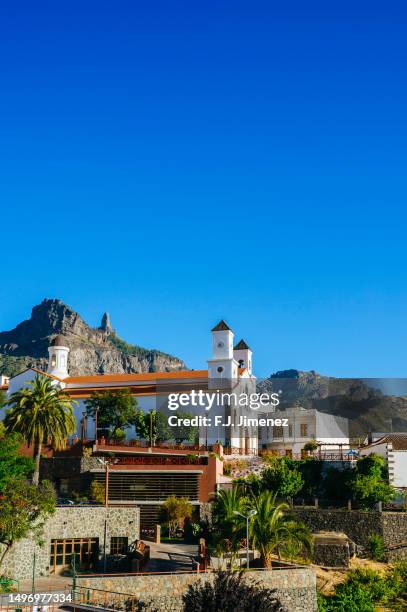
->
[146,542,199,572]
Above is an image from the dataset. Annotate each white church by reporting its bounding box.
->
[4,320,259,454]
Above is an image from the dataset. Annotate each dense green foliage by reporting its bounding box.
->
[134,409,198,445]
[85,389,138,438]
[183,571,283,612]
[0,422,56,569]
[0,426,34,489]
[5,375,77,484]
[89,480,105,504]
[368,534,385,561]
[318,564,407,611]
[158,495,193,537]
[0,479,56,567]
[349,454,394,508]
[261,457,304,499]
[238,454,394,508]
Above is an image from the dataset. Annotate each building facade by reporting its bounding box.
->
[259,406,350,456]
[1,506,140,580]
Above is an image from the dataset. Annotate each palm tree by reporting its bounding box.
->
[4,375,77,485]
[214,487,245,523]
[249,490,312,569]
[211,487,248,568]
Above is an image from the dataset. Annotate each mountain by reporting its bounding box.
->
[258,369,407,437]
[0,299,187,377]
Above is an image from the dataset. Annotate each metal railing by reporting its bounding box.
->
[114,455,208,466]
[70,585,137,611]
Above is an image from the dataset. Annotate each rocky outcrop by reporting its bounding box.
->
[0,299,186,376]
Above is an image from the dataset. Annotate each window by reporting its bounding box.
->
[110,537,128,555]
[288,425,293,437]
[50,538,98,574]
[217,366,224,373]
[273,426,284,438]
[60,354,66,367]
[51,355,57,367]
[300,424,308,437]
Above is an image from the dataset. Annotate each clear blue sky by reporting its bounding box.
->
[1,1,407,378]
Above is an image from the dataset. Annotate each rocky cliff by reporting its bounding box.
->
[0,299,187,376]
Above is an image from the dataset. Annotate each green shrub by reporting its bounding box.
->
[318,566,407,611]
[113,427,126,441]
[368,534,385,561]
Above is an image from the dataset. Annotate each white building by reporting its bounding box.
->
[259,406,350,456]
[359,434,407,490]
[4,320,259,455]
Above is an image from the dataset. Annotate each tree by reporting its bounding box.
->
[303,440,318,452]
[134,409,158,444]
[249,490,312,569]
[158,495,193,538]
[210,487,249,564]
[183,571,283,612]
[0,479,56,568]
[348,454,394,509]
[4,375,77,485]
[85,389,138,438]
[89,480,105,504]
[0,429,34,490]
[171,411,199,444]
[213,487,246,526]
[156,410,175,442]
[261,457,304,500]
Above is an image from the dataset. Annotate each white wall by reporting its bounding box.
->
[390,451,407,488]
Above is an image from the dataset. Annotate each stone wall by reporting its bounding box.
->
[293,509,407,561]
[78,568,317,612]
[1,506,140,581]
[40,457,102,497]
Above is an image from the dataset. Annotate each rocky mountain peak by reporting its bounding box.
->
[0,299,187,377]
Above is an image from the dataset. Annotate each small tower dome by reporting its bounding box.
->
[47,335,70,379]
[50,334,67,347]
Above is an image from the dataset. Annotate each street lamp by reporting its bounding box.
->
[233,509,257,569]
[97,457,111,573]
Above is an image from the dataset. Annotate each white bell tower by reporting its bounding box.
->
[47,335,70,379]
[233,339,253,375]
[207,320,239,384]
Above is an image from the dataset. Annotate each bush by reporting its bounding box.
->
[90,480,106,504]
[223,463,232,476]
[368,534,384,561]
[113,428,126,441]
[318,566,407,611]
[183,571,283,611]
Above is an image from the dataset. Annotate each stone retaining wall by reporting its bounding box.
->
[293,509,407,561]
[77,568,317,612]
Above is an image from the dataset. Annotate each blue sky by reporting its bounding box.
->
[1,1,407,378]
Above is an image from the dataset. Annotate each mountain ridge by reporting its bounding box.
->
[0,299,187,376]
